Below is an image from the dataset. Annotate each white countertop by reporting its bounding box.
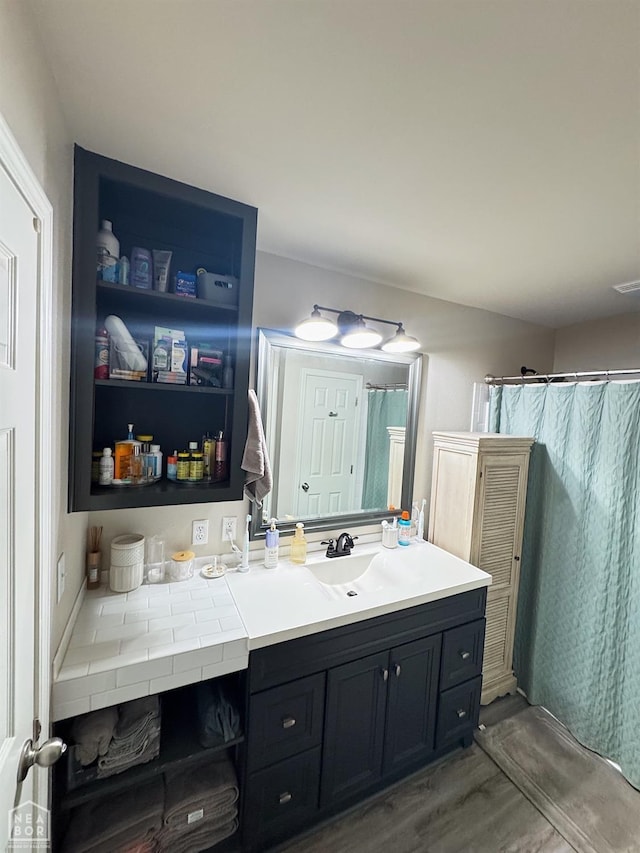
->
[226,540,491,648]
[52,541,491,721]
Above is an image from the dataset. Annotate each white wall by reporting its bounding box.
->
[553,311,640,372]
[0,0,86,655]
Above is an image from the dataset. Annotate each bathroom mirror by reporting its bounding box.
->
[251,328,422,539]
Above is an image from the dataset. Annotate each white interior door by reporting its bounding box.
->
[0,163,41,846]
[294,369,362,516]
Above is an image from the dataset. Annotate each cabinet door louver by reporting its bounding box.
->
[477,464,521,588]
[483,593,510,674]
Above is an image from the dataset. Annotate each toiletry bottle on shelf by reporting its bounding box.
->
[114,423,140,480]
[167,451,178,481]
[150,444,162,479]
[96,220,120,280]
[202,433,215,480]
[176,451,190,482]
[99,447,114,485]
[118,255,130,285]
[94,324,109,379]
[398,510,411,546]
[264,519,280,568]
[214,430,227,481]
[290,522,307,565]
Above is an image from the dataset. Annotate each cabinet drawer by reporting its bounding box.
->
[247,673,325,771]
[440,619,485,689]
[436,676,482,748]
[243,748,321,849]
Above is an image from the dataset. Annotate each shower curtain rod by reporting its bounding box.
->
[485,367,640,385]
[366,381,408,390]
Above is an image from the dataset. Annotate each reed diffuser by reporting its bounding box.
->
[87,525,103,589]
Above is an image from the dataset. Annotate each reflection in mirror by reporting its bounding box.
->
[252,328,422,539]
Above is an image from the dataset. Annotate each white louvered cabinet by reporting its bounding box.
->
[428,432,534,705]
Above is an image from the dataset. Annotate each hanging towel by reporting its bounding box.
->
[241,389,272,507]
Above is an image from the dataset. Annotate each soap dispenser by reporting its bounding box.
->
[290,522,307,565]
[264,519,280,569]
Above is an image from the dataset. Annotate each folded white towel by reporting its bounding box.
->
[241,389,272,507]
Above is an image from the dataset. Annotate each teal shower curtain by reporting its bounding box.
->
[490,381,640,788]
[362,389,408,510]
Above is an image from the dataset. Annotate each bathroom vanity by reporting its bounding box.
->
[52,542,490,851]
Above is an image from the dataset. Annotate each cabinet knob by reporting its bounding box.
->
[514,555,520,561]
[279,792,293,805]
[456,709,467,719]
[459,650,471,660]
[394,663,401,677]
[282,717,296,729]
[381,668,389,681]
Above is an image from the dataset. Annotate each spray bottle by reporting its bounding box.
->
[264,519,280,569]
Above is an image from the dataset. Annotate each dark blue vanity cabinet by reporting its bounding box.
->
[241,588,487,852]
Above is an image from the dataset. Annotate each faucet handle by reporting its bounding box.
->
[321,539,335,547]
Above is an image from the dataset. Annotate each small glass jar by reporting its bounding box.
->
[169,549,195,582]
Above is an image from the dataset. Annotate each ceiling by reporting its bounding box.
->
[32,0,640,328]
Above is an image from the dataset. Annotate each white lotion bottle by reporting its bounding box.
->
[264,519,280,568]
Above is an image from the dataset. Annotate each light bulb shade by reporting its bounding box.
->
[341,318,383,349]
[295,308,338,341]
[381,326,420,353]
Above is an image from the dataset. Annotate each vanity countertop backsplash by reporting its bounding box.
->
[52,542,491,721]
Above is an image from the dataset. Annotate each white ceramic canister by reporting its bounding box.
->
[110,533,145,592]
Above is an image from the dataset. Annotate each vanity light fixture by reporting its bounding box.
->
[294,306,338,341]
[294,305,421,352]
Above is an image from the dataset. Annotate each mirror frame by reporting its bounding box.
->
[250,327,422,540]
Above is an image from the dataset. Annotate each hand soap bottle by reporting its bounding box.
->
[290,522,307,565]
[264,519,280,569]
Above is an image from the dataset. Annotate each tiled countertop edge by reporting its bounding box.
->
[52,583,86,681]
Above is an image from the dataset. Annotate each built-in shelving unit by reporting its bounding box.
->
[69,146,257,511]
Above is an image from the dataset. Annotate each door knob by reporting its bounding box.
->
[17,737,67,783]
[301,482,309,492]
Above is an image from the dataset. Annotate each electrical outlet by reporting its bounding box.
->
[192,519,209,546]
[57,552,65,603]
[222,516,237,542]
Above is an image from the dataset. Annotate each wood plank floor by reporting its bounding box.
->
[275,695,574,853]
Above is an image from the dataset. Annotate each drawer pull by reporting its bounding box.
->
[279,792,292,805]
[459,650,471,660]
[282,717,296,729]
[381,668,389,681]
[456,709,467,719]
[394,663,401,677]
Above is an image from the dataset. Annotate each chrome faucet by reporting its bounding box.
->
[321,532,358,558]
